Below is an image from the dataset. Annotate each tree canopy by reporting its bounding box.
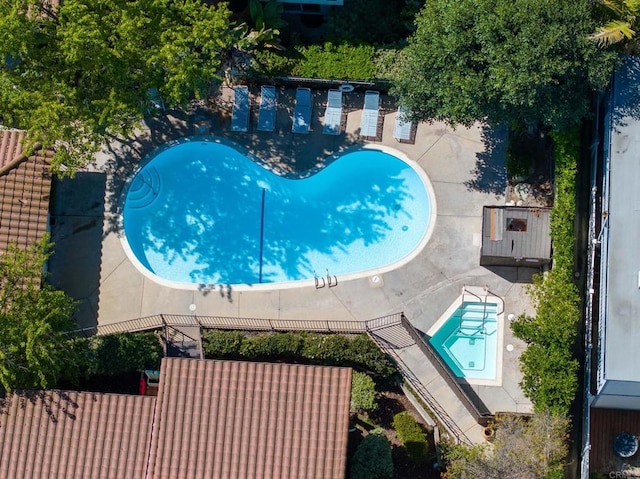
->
[392,0,618,130]
[444,412,569,479]
[0,235,77,391]
[0,0,233,174]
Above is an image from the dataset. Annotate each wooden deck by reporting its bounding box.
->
[590,407,640,474]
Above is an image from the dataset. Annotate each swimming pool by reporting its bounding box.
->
[121,138,434,289]
[428,300,502,385]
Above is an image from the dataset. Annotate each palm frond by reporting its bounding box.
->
[599,0,630,17]
[590,20,636,47]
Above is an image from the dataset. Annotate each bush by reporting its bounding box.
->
[293,42,376,81]
[511,128,581,416]
[69,332,163,378]
[202,330,246,358]
[345,334,396,377]
[392,412,429,464]
[351,371,377,412]
[350,429,393,479]
[201,330,396,377]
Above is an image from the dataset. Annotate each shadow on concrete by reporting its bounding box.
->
[483,265,540,284]
[49,172,106,329]
[465,125,508,197]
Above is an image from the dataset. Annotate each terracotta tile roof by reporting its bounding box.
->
[0,390,156,479]
[590,407,640,473]
[0,359,352,479]
[147,358,352,479]
[0,130,52,252]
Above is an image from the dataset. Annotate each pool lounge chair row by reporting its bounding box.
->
[231,86,414,140]
[232,85,277,133]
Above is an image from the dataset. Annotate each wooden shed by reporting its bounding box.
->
[480,206,552,267]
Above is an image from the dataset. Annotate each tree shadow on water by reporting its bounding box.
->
[465,124,508,197]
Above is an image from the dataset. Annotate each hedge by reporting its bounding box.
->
[511,129,581,416]
[202,330,396,377]
[392,412,429,464]
[251,43,395,81]
[67,332,164,379]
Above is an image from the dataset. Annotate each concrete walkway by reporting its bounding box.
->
[49,85,535,443]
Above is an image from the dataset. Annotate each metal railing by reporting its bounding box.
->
[399,314,493,427]
[366,325,473,446]
[69,313,408,337]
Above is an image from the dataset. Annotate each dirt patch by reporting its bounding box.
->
[347,383,442,479]
[506,129,554,207]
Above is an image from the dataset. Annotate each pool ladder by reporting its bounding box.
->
[314,270,337,289]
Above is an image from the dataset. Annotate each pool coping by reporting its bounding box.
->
[117,137,438,292]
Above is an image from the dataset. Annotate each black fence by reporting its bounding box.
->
[400,314,494,427]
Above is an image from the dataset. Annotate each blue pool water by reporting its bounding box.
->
[429,302,498,381]
[122,139,432,286]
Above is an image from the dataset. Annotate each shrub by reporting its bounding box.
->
[392,411,429,464]
[351,371,377,412]
[293,42,376,80]
[510,128,581,416]
[350,429,393,479]
[85,332,163,377]
[201,330,396,377]
[345,334,396,377]
[202,330,246,358]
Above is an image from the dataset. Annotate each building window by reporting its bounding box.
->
[506,218,527,232]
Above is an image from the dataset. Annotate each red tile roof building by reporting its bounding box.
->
[0,130,52,252]
[0,358,353,479]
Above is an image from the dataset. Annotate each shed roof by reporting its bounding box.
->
[0,130,52,252]
[480,206,552,263]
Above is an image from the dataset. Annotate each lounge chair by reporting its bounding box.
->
[231,86,249,132]
[257,85,277,132]
[360,90,380,138]
[393,106,413,142]
[292,87,312,134]
[322,89,343,135]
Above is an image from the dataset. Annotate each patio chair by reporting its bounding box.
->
[292,87,312,134]
[322,89,343,135]
[257,85,277,132]
[393,106,413,142]
[360,90,380,138]
[231,86,249,132]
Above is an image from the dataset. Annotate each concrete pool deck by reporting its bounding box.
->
[49,85,535,443]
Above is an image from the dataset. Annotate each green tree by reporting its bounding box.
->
[392,0,617,130]
[444,412,569,479]
[0,0,233,174]
[350,371,377,413]
[0,235,77,391]
[350,429,394,479]
[85,332,163,377]
[591,0,640,47]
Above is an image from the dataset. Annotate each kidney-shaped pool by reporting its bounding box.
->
[121,138,435,289]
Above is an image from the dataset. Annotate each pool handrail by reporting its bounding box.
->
[257,85,277,132]
[322,89,343,135]
[292,87,312,134]
[399,314,494,426]
[231,86,250,132]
